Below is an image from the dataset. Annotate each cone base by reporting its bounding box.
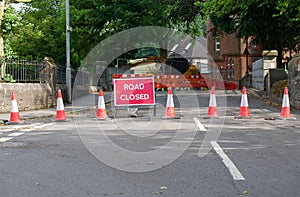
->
[7,120,24,125]
[10,112,21,123]
[97,117,110,120]
[97,110,108,120]
[235,116,251,119]
[56,110,66,121]
[165,107,176,118]
[203,116,219,119]
[163,116,181,119]
[238,106,250,117]
[207,107,218,117]
[280,107,291,118]
[97,115,108,120]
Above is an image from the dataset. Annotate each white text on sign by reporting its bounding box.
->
[121,83,148,101]
[114,77,155,106]
[124,83,144,90]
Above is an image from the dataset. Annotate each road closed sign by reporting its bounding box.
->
[113,77,155,106]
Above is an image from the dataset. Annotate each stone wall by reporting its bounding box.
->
[288,55,300,109]
[0,83,55,113]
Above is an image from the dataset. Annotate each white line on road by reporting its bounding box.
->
[210,141,245,181]
[33,123,54,129]
[8,132,24,137]
[0,123,54,144]
[1,129,13,132]
[193,117,207,131]
[0,137,14,143]
[22,128,34,132]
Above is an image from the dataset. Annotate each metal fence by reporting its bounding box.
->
[3,59,40,83]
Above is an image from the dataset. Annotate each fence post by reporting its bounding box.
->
[39,57,57,106]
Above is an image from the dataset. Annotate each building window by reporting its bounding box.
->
[225,58,235,79]
[215,37,220,51]
[227,66,230,78]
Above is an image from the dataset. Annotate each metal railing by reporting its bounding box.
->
[3,59,40,83]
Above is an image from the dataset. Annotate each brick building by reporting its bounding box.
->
[207,20,262,82]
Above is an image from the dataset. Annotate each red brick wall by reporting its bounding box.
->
[207,20,262,83]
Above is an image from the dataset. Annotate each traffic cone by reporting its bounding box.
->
[236,87,250,118]
[97,89,108,119]
[280,87,291,118]
[56,89,67,121]
[9,92,23,124]
[165,87,177,118]
[207,86,218,117]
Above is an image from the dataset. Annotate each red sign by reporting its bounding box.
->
[113,77,155,106]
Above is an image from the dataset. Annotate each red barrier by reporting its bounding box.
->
[112,74,238,90]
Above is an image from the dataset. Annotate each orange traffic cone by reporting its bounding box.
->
[236,87,250,118]
[207,86,218,117]
[165,87,177,118]
[9,92,23,124]
[280,87,291,118]
[56,89,67,121]
[97,89,108,120]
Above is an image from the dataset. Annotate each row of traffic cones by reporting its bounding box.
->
[88,86,295,119]
[7,86,293,123]
[8,90,67,124]
[206,86,293,119]
[8,89,109,124]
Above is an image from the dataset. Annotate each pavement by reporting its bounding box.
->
[0,93,106,126]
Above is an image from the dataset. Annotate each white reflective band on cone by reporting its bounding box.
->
[240,94,248,107]
[11,100,19,112]
[167,94,174,107]
[98,97,105,109]
[209,94,217,107]
[57,98,65,110]
[282,94,290,107]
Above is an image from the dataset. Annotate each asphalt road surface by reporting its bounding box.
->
[0,90,299,197]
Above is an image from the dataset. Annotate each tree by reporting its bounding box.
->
[0,0,32,78]
[5,0,66,61]
[195,0,300,66]
[5,0,207,70]
[0,0,32,59]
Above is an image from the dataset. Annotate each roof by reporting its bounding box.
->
[169,36,207,59]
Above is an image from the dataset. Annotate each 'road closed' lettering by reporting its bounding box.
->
[120,94,149,101]
[124,83,144,90]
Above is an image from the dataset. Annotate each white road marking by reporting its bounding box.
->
[210,141,245,181]
[33,123,54,129]
[1,129,13,132]
[0,137,14,142]
[8,132,24,137]
[22,128,34,132]
[0,123,53,144]
[193,117,207,131]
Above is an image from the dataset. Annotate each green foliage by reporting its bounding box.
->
[3,6,19,59]
[3,73,16,83]
[5,0,65,61]
[2,6,19,34]
[4,0,207,69]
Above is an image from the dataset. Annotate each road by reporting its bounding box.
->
[0,90,299,197]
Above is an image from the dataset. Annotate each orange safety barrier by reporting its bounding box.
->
[111,74,238,90]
